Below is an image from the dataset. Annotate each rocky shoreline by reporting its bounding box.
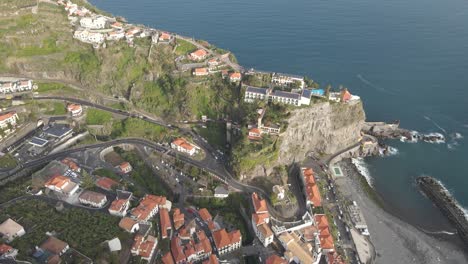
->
[337,160,468,264]
[362,121,446,143]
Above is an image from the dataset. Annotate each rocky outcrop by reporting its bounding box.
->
[278,101,365,164]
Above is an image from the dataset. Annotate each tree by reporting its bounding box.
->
[81,170,95,189]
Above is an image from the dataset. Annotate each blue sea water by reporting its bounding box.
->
[89,0,468,231]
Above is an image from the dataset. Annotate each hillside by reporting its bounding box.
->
[0,0,240,120]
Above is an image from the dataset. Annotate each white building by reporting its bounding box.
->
[17,80,33,91]
[272,72,305,89]
[244,86,269,102]
[212,229,242,255]
[80,16,108,29]
[171,138,199,156]
[251,213,273,247]
[108,190,133,217]
[67,103,82,117]
[107,30,125,41]
[74,30,104,44]
[214,186,229,198]
[78,190,107,208]
[44,175,79,196]
[0,219,25,243]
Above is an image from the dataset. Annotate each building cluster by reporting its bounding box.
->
[247,168,346,264]
[0,218,72,263]
[244,86,312,107]
[247,108,281,141]
[0,79,33,94]
[58,0,175,46]
[171,137,200,156]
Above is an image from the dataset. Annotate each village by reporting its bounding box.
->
[0,1,374,264]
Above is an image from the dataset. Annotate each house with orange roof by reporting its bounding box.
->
[162,252,175,264]
[108,190,133,216]
[159,32,173,42]
[125,27,141,39]
[252,192,269,214]
[119,217,139,233]
[131,235,157,261]
[252,213,273,247]
[326,252,346,264]
[196,230,212,260]
[315,214,335,253]
[198,208,212,222]
[193,67,209,76]
[207,58,220,68]
[171,138,199,156]
[44,175,79,195]
[170,237,187,264]
[110,22,123,29]
[131,194,171,222]
[265,254,288,264]
[0,243,18,259]
[160,208,172,239]
[229,72,242,82]
[248,128,262,140]
[95,177,119,191]
[61,158,81,172]
[300,168,322,207]
[107,30,125,41]
[0,111,18,132]
[173,208,185,230]
[118,161,132,174]
[178,227,191,240]
[17,79,33,91]
[340,88,352,102]
[183,241,197,262]
[190,49,208,61]
[66,103,83,117]
[212,228,242,255]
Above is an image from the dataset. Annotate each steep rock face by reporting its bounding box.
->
[278,101,365,164]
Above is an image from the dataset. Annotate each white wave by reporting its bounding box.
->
[356,74,396,95]
[387,146,399,156]
[447,143,457,150]
[351,158,373,187]
[422,132,445,144]
[420,228,457,236]
[451,132,463,140]
[423,115,447,134]
[431,178,468,222]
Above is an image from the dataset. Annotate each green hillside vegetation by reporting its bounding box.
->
[86,109,113,125]
[0,0,240,121]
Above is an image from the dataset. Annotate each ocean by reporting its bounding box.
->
[89,0,468,233]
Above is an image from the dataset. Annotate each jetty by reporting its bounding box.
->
[417,176,468,246]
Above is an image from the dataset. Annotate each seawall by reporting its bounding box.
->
[417,176,468,246]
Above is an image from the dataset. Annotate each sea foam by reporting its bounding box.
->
[351,157,373,187]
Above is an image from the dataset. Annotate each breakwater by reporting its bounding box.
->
[417,176,468,246]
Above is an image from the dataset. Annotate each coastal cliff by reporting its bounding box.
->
[278,101,366,164]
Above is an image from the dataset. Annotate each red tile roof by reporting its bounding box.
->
[172,138,195,151]
[139,236,157,259]
[40,236,68,255]
[119,217,138,232]
[327,252,346,264]
[66,103,82,112]
[162,252,175,264]
[198,208,212,222]
[95,177,119,191]
[160,208,171,238]
[61,158,79,171]
[252,193,268,213]
[191,49,208,58]
[266,255,288,264]
[45,175,70,190]
[197,230,212,254]
[119,162,131,171]
[170,237,186,263]
[341,89,352,102]
[173,208,185,230]
[302,168,322,207]
[131,195,166,221]
[252,213,269,226]
[0,244,13,254]
[131,235,144,252]
[229,72,241,80]
[0,112,16,122]
[315,214,335,250]
[212,229,241,249]
[160,32,171,40]
[109,198,127,213]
